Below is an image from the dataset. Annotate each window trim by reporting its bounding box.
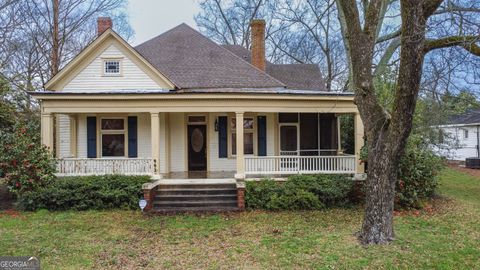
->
[102,58,123,77]
[464,129,469,139]
[99,117,128,158]
[229,115,256,157]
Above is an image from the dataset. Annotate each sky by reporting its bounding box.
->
[127,0,200,46]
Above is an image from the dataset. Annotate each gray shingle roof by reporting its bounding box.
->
[222,44,327,91]
[448,109,480,125]
[135,24,285,89]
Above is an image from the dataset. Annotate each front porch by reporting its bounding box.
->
[39,93,365,180]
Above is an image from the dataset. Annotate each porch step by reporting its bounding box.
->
[155,194,237,201]
[152,182,239,212]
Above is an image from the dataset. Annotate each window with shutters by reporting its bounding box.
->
[100,118,126,157]
[230,117,255,155]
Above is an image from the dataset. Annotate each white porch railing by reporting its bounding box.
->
[56,158,154,176]
[245,155,356,175]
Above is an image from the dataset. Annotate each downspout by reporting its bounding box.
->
[477,125,480,158]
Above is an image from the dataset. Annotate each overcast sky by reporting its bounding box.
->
[128,0,200,46]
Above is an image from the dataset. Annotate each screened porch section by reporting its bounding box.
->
[244,113,357,176]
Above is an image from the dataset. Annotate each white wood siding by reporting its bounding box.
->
[57,114,71,158]
[168,113,186,172]
[63,44,161,91]
[77,115,87,158]
[439,126,479,160]
[137,113,151,158]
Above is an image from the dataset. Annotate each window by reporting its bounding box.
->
[188,115,206,123]
[101,118,125,157]
[231,117,254,155]
[464,129,469,139]
[104,60,121,75]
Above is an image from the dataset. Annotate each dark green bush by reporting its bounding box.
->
[269,189,324,210]
[286,174,353,206]
[245,174,353,210]
[17,175,151,211]
[396,139,444,208]
[0,121,56,195]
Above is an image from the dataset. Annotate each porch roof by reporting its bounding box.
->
[29,88,354,99]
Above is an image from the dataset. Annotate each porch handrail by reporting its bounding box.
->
[245,155,356,175]
[56,158,154,176]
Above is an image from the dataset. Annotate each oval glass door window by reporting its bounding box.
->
[191,128,204,152]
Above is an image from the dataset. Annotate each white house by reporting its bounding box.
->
[30,18,365,211]
[436,109,480,161]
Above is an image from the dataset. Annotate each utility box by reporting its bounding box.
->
[465,157,480,169]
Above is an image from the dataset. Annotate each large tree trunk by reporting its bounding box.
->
[358,0,428,245]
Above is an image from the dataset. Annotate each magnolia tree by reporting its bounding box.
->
[335,0,480,244]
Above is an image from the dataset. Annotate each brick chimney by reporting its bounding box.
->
[97,17,112,37]
[250,19,266,71]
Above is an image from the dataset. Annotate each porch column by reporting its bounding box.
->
[337,115,342,154]
[235,112,245,180]
[159,112,168,175]
[69,115,77,157]
[354,113,365,173]
[41,113,54,152]
[150,112,160,176]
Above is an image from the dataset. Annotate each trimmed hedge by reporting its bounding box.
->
[245,174,353,210]
[17,175,151,211]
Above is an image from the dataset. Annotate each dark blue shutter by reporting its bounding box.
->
[257,115,267,156]
[128,116,138,158]
[87,117,97,158]
[218,116,228,158]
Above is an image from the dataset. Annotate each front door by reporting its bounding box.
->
[188,125,207,171]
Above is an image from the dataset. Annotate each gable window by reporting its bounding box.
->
[231,117,254,155]
[101,118,126,157]
[103,60,121,75]
[464,129,469,139]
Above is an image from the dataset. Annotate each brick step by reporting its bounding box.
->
[158,183,236,190]
[153,200,238,208]
[156,188,238,196]
[152,206,240,212]
[154,194,237,201]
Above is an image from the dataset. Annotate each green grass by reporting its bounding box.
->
[1,168,479,269]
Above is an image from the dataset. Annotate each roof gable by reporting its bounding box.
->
[135,24,285,89]
[45,29,176,91]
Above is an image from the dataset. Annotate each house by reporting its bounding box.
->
[436,109,480,161]
[30,18,365,211]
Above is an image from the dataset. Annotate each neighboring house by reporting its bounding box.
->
[436,109,480,161]
[30,18,365,211]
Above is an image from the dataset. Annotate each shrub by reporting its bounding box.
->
[245,174,353,210]
[17,175,151,211]
[286,174,353,206]
[0,121,56,195]
[269,189,324,210]
[396,138,444,208]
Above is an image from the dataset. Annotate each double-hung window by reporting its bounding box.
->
[231,117,254,155]
[101,118,126,157]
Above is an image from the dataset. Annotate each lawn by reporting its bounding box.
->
[1,168,479,269]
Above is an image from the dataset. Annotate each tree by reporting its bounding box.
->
[0,0,133,113]
[336,0,480,244]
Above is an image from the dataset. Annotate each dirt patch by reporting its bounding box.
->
[0,184,15,210]
[448,164,480,179]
